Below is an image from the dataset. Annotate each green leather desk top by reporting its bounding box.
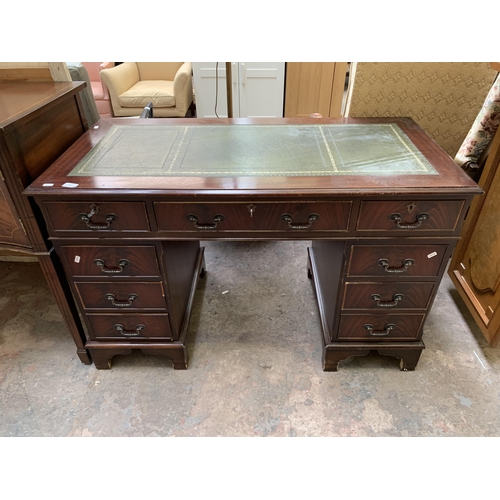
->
[69,123,437,177]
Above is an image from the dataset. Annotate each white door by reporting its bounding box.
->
[237,62,285,118]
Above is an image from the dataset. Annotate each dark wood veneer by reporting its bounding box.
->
[59,245,161,278]
[347,244,449,278]
[337,314,426,341]
[342,282,435,310]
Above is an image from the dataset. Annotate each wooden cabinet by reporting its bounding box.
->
[0,81,91,363]
[284,63,348,118]
[449,126,500,346]
[192,62,285,118]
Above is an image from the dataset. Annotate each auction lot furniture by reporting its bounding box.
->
[25,117,481,371]
[0,81,91,364]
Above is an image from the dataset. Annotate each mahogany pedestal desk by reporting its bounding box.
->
[24,117,481,370]
[0,81,91,364]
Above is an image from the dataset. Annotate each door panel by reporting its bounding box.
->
[0,171,31,249]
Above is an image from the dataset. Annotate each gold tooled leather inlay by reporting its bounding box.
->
[70,124,437,178]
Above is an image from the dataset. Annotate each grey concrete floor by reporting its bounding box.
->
[1,240,499,437]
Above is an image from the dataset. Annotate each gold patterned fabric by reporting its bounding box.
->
[69,124,437,177]
[346,63,498,157]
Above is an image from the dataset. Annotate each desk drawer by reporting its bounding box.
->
[75,282,166,310]
[87,313,173,340]
[154,201,351,232]
[44,201,150,233]
[338,314,425,341]
[342,282,435,310]
[60,245,161,278]
[347,244,448,278]
[357,200,464,232]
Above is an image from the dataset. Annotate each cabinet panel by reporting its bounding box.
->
[0,170,31,249]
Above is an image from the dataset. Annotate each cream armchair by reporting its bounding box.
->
[100,62,193,117]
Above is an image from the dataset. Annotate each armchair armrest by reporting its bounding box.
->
[100,62,140,97]
[173,62,193,112]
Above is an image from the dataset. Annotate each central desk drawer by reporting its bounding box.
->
[60,245,161,278]
[87,313,173,340]
[154,202,351,232]
[44,201,150,233]
[75,282,166,310]
[347,244,448,278]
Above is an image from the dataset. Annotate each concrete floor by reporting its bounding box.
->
[1,240,499,437]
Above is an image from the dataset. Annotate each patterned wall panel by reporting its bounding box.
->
[345,62,498,157]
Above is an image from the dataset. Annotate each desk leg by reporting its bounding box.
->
[37,251,91,365]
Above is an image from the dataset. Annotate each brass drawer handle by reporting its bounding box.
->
[94,258,129,274]
[389,212,429,229]
[114,323,145,337]
[378,258,415,273]
[281,213,319,230]
[105,292,138,307]
[187,214,225,230]
[79,203,117,230]
[364,323,396,337]
[370,293,404,307]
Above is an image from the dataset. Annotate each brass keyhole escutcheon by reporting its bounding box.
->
[247,204,257,217]
[407,202,417,213]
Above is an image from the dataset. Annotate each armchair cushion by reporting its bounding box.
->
[119,80,175,108]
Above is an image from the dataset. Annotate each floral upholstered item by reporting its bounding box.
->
[455,73,500,179]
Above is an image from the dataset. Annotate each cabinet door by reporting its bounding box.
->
[0,170,31,250]
[237,62,285,118]
[284,62,347,118]
[192,62,229,118]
